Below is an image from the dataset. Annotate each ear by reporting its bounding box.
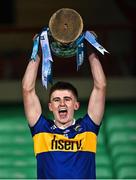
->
[74,102,80,110]
[48,102,53,112]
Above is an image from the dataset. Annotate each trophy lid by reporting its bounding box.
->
[49,8,83,44]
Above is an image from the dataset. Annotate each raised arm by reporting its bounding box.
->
[22,55,42,127]
[87,53,106,125]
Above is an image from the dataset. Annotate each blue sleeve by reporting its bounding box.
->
[78,114,101,135]
[29,114,52,137]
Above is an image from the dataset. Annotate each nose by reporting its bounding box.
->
[60,99,65,105]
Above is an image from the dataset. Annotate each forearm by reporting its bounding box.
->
[87,53,106,125]
[89,53,106,90]
[22,55,40,92]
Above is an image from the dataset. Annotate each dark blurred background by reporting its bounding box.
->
[0,0,136,179]
[0,0,136,101]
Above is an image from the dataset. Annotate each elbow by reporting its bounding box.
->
[22,79,34,93]
[96,79,107,91]
[101,80,107,89]
[100,80,107,90]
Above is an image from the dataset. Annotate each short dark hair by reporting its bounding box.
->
[49,81,78,101]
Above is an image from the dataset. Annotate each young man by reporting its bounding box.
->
[22,52,106,179]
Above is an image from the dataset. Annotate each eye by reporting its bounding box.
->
[54,99,59,102]
[52,98,60,102]
[65,97,71,102]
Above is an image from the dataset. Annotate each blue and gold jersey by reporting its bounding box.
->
[30,114,100,179]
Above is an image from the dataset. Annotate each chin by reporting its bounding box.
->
[59,117,70,124]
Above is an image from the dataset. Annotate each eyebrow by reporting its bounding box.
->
[51,96,72,101]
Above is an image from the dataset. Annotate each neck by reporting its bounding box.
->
[54,119,75,129]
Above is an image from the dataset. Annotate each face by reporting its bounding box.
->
[48,90,80,126]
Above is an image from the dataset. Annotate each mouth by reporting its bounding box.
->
[58,108,68,119]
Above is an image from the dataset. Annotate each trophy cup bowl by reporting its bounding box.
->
[48,8,84,58]
[49,8,83,44]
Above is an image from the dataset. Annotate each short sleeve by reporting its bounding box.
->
[29,114,50,137]
[78,114,101,135]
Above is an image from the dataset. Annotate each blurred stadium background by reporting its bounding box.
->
[0,0,136,179]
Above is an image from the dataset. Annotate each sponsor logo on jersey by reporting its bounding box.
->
[51,135,82,150]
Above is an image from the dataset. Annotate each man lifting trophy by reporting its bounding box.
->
[22,8,108,179]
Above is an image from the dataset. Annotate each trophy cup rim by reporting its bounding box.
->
[49,8,84,44]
